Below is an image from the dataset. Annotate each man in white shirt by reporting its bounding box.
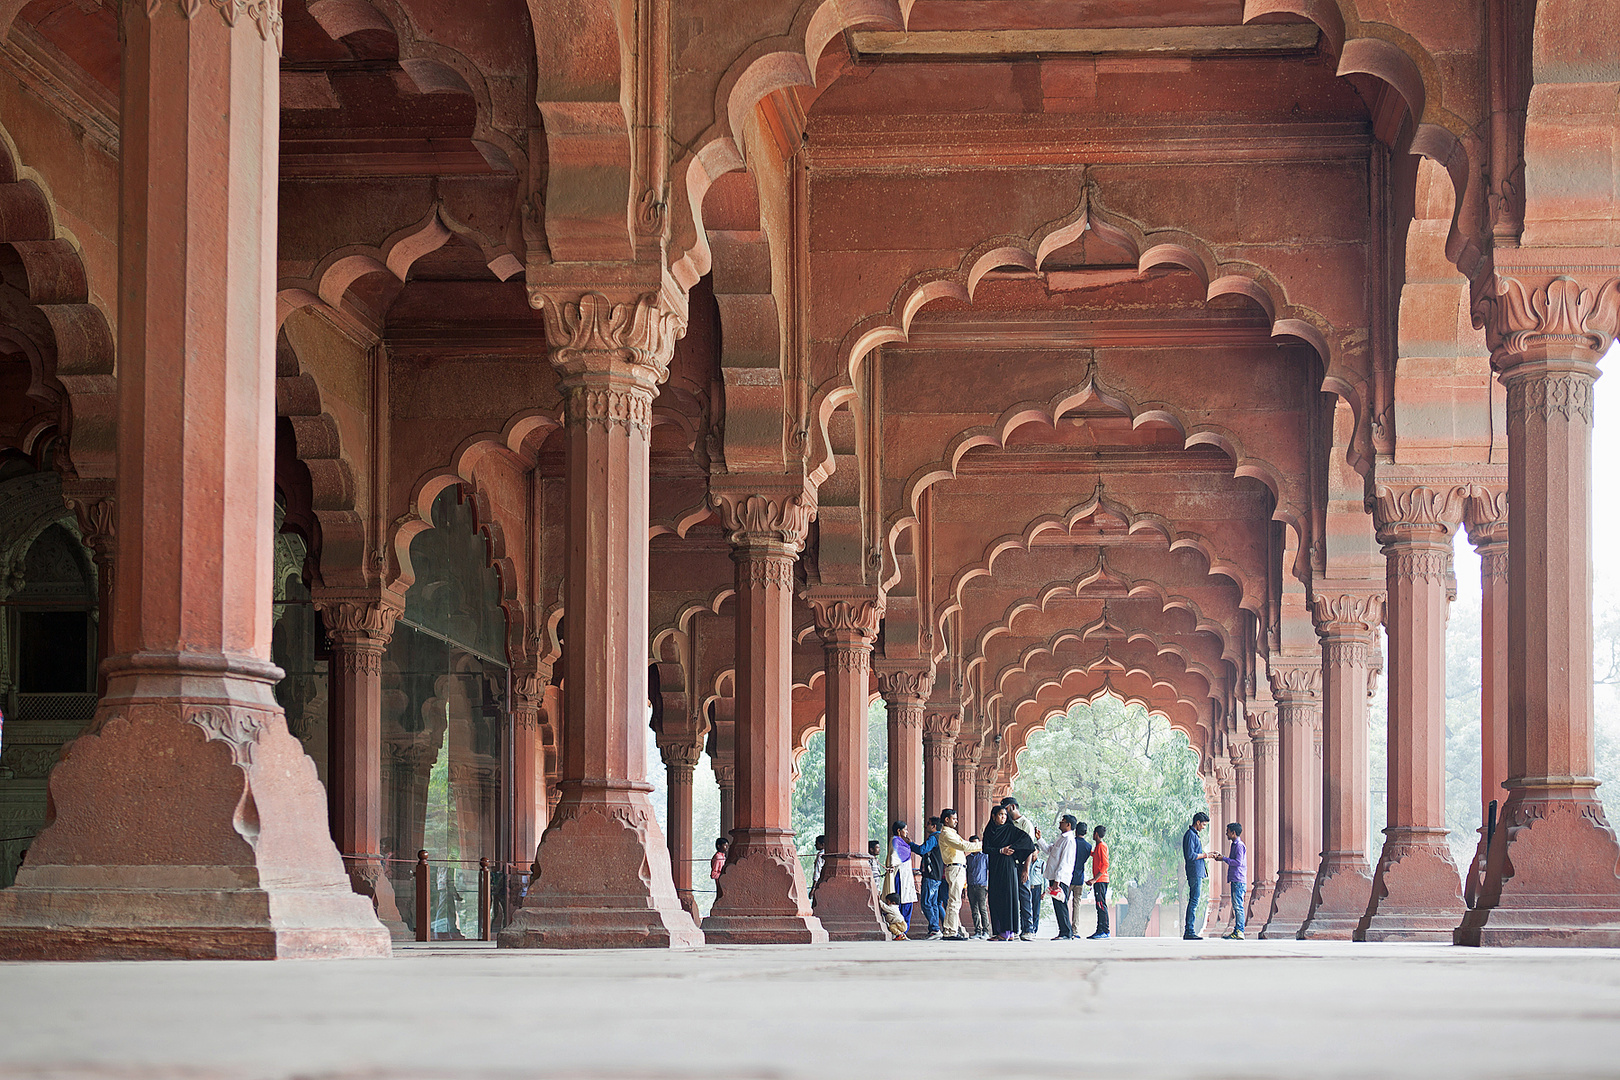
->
[1038,815,1079,939]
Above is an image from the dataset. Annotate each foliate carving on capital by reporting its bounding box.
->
[1269,663,1321,702]
[1214,760,1235,787]
[1228,738,1254,769]
[1475,274,1620,362]
[953,740,979,767]
[1311,592,1384,635]
[711,490,817,549]
[539,291,682,385]
[658,739,704,772]
[1246,708,1278,740]
[317,599,400,644]
[1369,484,1465,540]
[923,708,962,741]
[63,492,115,556]
[1323,640,1372,668]
[740,552,797,591]
[1387,549,1451,585]
[565,384,653,435]
[825,642,873,673]
[149,0,284,51]
[808,595,884,640]
[877,668,935,702]
[1508,372,1595,426]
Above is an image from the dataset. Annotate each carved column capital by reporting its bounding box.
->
[876,665,935,704]
[1475,270,1620,367]
[537,290,683,388]
[1369,483,1467,545]
[61,480,115,558]
[709,484,817,551]
[953,739,980,768]
[923,706,963,741]
[314,593,404,650]
[805,588,885,642]
[1268,661,1320,705]
[1311,590,1385,637]
[1228,736,1254,773]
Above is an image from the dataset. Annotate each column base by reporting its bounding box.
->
[1259,870,1314,938]
[0,698,390,961]
[1355,828,1463,942]
[702,834,827,944]
[499,790,703,949]
[1455,793,1620,947]
[1246,879,1274,930]
[346,857,412,940]
[1298,854,1374,940]
[677,888,700,923]
[811,858,884,941]
[1463,824,1490,910]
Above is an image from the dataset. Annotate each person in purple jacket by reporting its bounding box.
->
[1204,821,1249,939]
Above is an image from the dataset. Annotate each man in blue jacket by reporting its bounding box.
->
[1068,822,1094,935]
[1182,812,1210,940]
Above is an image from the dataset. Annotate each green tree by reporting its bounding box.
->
[1010,695,1209,936]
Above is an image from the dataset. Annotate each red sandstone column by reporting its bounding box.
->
[1462,498,1509,908]
[877,668,929,835]
[62,482,115,696]
[1215,761,1236,927]
[954,741,979,836]
[1231,738,1255,925]
[316,594,409,939]
[1202,773,1223,931]
[712,700,736,840]
[500,291,700,949]
[509,671,548,876]
[1357,486,1464,941]
[808,592,885,940]
[1246,706,1279,924]
[703,488,826,943]
[659,739,703,920]
[0,3,391,959]
[1300,592,1382,939]
[1459,278,1620,946]
[1261,665,1319,939]
[923,706,961,820]
[975,770,994,827]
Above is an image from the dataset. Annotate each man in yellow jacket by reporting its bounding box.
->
[935,808,982,940]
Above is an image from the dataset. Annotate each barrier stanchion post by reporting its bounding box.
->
[478,857,492,941]
[415,850,430,942]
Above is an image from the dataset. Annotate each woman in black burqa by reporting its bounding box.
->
[981,803,1036,940]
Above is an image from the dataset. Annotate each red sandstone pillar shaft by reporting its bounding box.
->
[703,489,825,943]
[1358,488,1463,941]
[809,594,884,940]
[509,672,547,874]
[1231,738,1256,917]
[1261,665,1319,939]
[1462,505,1509,907]
[1459,311,1620,946]
[1300,594,1381,939]
[1216,763,1236,926]
[1246,708,1279,924]
[660,741,702,920]
[0,4,391,960]
[712,701,736,840]
[318,596,409,938]
[501,292,700,949]
[923,706,960,820]
[954,741,979,836]
[878,669,929,835]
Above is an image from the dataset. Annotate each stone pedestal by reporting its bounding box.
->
[500,291,701,950]
[1261,666,1319,939]
[318,595,410,940]
[0,3,390,960]
[878,668,929,836]
[1458,302,1620,946]
[1359,488,1465,942]
[808,591,885,941]
[1300,594,1381,940]
[703,488,825,944]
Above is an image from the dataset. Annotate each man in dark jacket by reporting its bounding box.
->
[913,816,946,939]
[1069,821,1094,935]
[1183,811,1209,939]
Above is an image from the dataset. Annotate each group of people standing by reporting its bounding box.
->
[841,802,1252,942]
[870,797,1115,941]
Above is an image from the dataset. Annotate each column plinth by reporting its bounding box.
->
[1300,594,1382,940]
[501,292,702,950]
[1359,488,1465,942]
[0,4,390,960]
[808,592,885,941]
[703,489,825,944]
[1261,664,1320,939]
[1457,320,1620,946]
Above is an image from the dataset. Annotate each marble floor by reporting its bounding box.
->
[3,936,1619,1079]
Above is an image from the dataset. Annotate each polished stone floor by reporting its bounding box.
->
[3,936,1619,1079]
